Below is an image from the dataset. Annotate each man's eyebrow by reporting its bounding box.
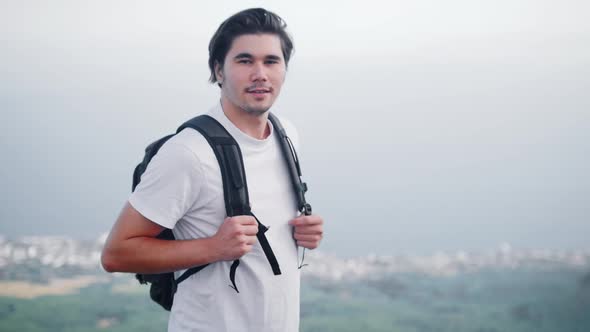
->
[233,53,253,59]
[265,55,282,61]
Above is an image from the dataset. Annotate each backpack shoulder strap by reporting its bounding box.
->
[178,115,250,216]
[268,113,312,216]
[268,113,313,269]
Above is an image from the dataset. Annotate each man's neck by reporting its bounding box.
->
[220,99,271,140]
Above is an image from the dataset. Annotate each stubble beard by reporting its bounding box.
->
[241,105,270,116]
[240,94,274,116]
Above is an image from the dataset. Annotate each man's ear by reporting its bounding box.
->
[214,62,223,84]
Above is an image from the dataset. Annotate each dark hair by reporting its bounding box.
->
[208,8,294,86]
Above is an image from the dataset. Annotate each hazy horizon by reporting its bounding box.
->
[1,1,589,257]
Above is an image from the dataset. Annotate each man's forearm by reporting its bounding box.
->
[101,236,220,274]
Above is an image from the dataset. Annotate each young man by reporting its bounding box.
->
[101,8,324,332]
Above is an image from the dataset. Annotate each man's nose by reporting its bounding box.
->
[251,63,268,82]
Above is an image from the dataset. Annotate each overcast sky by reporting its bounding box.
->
[1,0,589,256]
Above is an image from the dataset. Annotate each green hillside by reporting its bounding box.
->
[1,268,589,332]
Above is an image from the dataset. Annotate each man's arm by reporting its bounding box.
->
[101,202,258,274]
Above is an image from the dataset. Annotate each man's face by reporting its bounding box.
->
[216,33,286,115]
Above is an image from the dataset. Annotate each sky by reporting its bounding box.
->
[1,0,589,257]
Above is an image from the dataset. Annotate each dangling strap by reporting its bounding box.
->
[250,212,281,275]
[228,260,240,292]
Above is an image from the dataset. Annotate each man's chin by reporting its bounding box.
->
[243,106,271,116]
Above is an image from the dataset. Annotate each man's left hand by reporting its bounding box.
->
[289,214,323,249]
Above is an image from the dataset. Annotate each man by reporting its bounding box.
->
[101,8,324,332]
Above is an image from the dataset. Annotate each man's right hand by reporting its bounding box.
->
[211,216,259,261]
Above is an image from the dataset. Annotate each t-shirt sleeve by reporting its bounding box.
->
[128,141,203,229]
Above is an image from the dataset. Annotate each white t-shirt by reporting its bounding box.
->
[129,104,302,332]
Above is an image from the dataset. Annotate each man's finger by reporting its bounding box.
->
[293,225,323,235]
[289,215,323,227]
[243,216,258,225]
[246,236,257,245]
[232,215,257,226]
[244,225,259,236]
[294,233,321,242]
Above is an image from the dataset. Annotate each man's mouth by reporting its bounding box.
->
[246,87,272,94]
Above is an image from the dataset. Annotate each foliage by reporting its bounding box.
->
[1,269,589,332]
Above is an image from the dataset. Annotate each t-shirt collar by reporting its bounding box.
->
[208,102,274,149]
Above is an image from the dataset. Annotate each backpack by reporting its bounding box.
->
[133,113,312,311]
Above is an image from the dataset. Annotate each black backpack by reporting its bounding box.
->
[132,113,312,311]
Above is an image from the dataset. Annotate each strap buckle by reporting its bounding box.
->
[302,203,312,216]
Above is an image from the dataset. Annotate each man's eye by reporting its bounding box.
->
[265,60,279,64]
[238,59,252,64]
